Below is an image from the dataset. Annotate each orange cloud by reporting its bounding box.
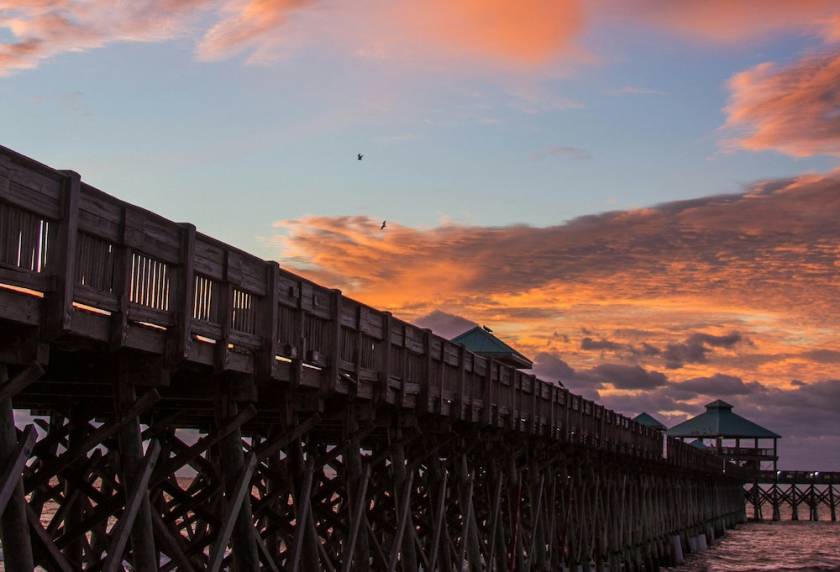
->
[273,171,840,389]
[724,50,840,157]
[196,0,315,62]
[613,0,840,43]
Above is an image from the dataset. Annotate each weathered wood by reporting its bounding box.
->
[341,464,371,572]
[387,469,415,572]
[103,440,162,572]
[207,452,257,572]
[0,362,44,401]
[114,382,160,571]
[0,423,36,515]
[0,366,35,572]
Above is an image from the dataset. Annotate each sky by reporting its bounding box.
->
[1,0,839,469]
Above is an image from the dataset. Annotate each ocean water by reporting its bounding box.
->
[670,522,840,572]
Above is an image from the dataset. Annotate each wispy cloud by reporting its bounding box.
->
[605,85,667,96]
[723,49,840,157]
[530,145,592,161]
[273,170,840,393]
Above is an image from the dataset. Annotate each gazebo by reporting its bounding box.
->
[668,400,780,472]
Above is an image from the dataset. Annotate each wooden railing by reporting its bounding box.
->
[0,144,733,474]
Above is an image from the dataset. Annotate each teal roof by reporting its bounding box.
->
[451,327,533,369]
[633,412,667,430]
[668,400,780,439]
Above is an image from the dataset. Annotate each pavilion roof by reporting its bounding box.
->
[667,400,780,439]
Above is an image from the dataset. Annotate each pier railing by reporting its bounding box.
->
[0,143,731,474]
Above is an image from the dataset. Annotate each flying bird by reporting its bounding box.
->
[357,153,364,161]
[482,325,493,333]
[380,220,387,230]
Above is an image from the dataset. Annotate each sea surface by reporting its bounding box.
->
[669,521,840,572]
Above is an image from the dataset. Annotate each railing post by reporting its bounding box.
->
[169,223,195,365]
[260,263,280,380]
[326,288,342,393]
[381,311,393,404]
[45,170,80,338]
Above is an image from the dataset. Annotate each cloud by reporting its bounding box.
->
[590,363,668,389]
[0,0,210,75]
[611,1,840,44]
[413,310,476,339]
[605,85,667,96]
[671,373,761,396]
[196,0,315,63]
[530,145,592,161]
[663,332,743,369]
[274,170,840,393]
[724,49,840,157]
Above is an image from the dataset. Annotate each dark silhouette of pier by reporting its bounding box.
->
[0,144,783,571]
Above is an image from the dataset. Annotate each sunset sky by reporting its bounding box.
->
[2,0,839,468]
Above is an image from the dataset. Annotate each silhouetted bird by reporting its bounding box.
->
[380,220,387,230]
[357,153,364,161]
[482,325,493,333]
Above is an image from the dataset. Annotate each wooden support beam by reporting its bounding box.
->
[0,365,35,572]
[26,389,160,493]
[429,469,448,572]
[115,382,159,571]
[0,362,44,402]
[151,403,255,486]
[27,504,74,572]
[387,469,415,572]
[290,459,316,572]
[103,440,162,572]
[207,452,257,572]
[0,424,36,515]
[341,464,371,572]
[151,510,199,572]
[217,396,260,571]
[255,412,321,460]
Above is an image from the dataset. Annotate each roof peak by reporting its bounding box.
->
[705,399,733,410]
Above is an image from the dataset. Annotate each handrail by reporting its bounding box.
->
[0,143,735,476]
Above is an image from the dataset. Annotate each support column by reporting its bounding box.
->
[391,430,417,572]
[115,381,159,571]
[345,415,370,571]
[217,392,261,571]
[0,365,35,572]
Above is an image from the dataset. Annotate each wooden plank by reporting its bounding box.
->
[103,440,162,572]
[207,452,257,572]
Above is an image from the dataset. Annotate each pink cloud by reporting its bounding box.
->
[724,50,840,157]
[612,0,840,43]
[0,0,210,74]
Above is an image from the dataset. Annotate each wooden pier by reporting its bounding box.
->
[746,471,840,522]
[0,144,747,570]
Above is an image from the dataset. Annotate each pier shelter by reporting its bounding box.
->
[451,326,533,369]
[668,400,780,472]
